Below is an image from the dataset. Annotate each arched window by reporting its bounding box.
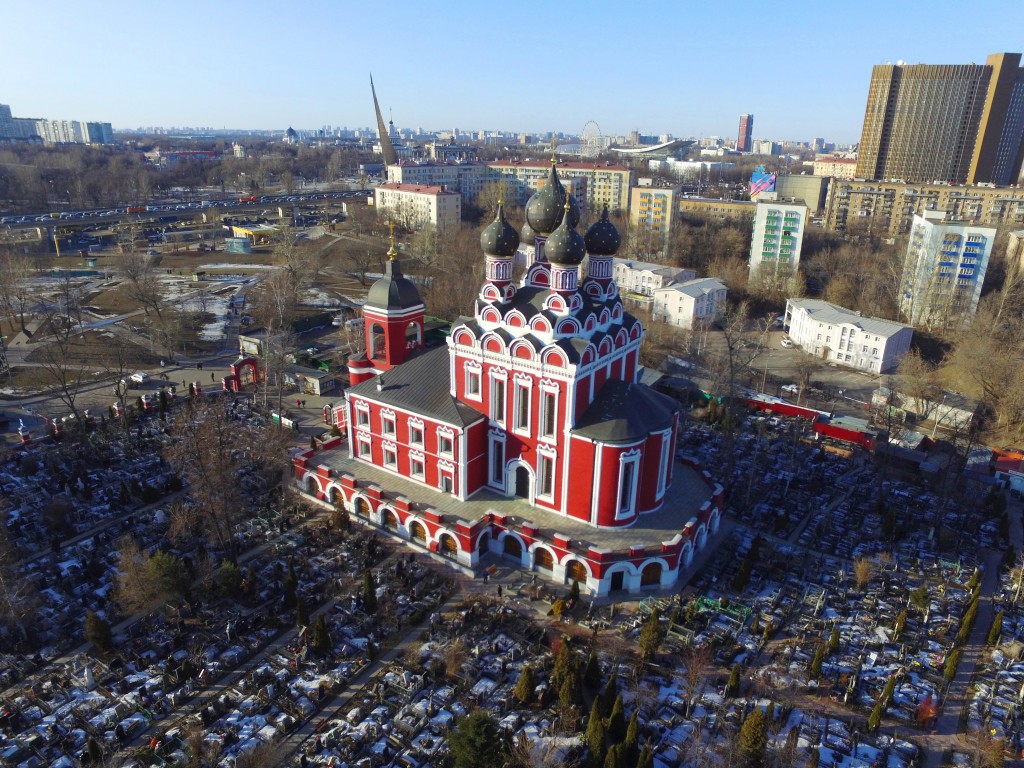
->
[354,498,370,518]
[565,560,588,584]
[409,521,427,543]
[641,562,662,587]
[438,534,458,559]
[503,535,522,561]
[534,548,554,571]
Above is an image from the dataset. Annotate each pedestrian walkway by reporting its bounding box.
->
[923,548,1003,768]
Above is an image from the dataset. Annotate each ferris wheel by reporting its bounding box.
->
[580,120,604,158]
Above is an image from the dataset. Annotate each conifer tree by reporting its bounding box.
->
[622,711,639,767]
[607,695,626,742]
[583,650,602,691]
[586,698,606,768]
[363,570,377,613]
[725,663,741,698]
[638,608,663,661]
[514,665,535,705]
[737,707,767,768]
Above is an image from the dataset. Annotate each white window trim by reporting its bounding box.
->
[355,403,370,429]
[536,445,558,502]
[438,459,455,493]
[356,433,372,459]
[437,426,455,457]
[409,450,426,480]
[490,370,508,425]
[657,430,671,496]
[383,445,398,468]
[408,417,425,447]
[539,382,559,443]
[488,430,507,489]
[616,449,641,520]
[381,408,396,437]
[513,374,532,436]
[464,361,482,402]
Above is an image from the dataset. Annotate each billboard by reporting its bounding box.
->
[750,172,777,197]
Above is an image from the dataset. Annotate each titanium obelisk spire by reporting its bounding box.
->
[370,74,398,169]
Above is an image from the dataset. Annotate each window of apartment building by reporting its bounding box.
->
[383,446,397,468]
[872,348,878,356]
[381,412,396,436]
[356,404,370,428]
[409,420,424,446]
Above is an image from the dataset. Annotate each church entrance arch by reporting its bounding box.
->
[641,562,662,587]
[565,560,588,584]
[438,533,458,560]
[533,547,554,572]
[515,466,531,499]
[477,532,490,555]
[409,521,427,544]
[354,497,370,519]
[609,571,625,592]
[503,535,523,562]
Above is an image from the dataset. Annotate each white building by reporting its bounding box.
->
[749,199,807,282]
[785,298,914,374]
[900,211,995,331]
[612,258,695,298]
[386,162,490,203]
[373,183,461,230]
[652,277,727,329]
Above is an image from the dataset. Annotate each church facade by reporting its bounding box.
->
[295,163,723,596]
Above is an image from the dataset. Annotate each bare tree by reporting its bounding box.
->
[0,515,38,647]
[0,245,40,333]
[853,557,874,591]
[32,274,90,424]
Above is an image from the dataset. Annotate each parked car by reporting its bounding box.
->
[780,339,794,348]
[129,372,150,384]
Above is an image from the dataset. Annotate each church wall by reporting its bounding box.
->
[566,435,597,523]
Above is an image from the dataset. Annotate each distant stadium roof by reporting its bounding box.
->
[612,139,693,156]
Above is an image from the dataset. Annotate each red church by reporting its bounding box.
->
[295,163,723,596]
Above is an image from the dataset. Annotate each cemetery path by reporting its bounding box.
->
[923,548,1004,768]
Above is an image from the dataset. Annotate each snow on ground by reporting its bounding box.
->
[197,263,277,271]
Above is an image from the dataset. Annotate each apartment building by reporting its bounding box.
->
[677,197,756,224]
[855,53,1024,185]
[612,258,695,298]
[812,156,858,180]
[629,187,676,250]
[748,200,807,280]
[373,183,461,230]
[652,278,727,329]
[899,212,995,331]
[385,162,490,203]
[825,179,1024,237]
[785,298,913,373]
[488,160,632,213]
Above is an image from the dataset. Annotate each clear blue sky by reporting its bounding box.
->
[2,0,1022,144]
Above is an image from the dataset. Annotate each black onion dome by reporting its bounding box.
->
[584,205,621,256]
[544,206,586,266]
[520,220,537,246]
[525,163,580,235]
[366,257,422,311]
[480,203,520,256]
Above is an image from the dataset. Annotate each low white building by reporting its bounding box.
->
[612,258,695,298]
[652,277,727,329]
[373,182,461,230]
[785,298,913,373]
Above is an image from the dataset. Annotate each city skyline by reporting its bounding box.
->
[2,0,1023,143]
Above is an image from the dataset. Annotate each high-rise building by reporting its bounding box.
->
[748,199,807,283]
[737,114,754,153]
[900,211,995,331]
[855,53,1024,185]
